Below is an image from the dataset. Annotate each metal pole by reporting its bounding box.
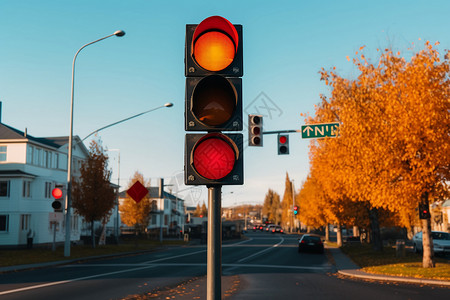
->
[207,185,222,300]
[159,178,164,243]
[291,180,295,233]
[65,30,125,257]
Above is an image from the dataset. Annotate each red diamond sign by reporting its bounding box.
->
[127,181,148,203]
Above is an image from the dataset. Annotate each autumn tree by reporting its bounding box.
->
[280,173,294,230]
[72,140,116,248]
[311,41,449,267]
[120,171,151,235]
[262,189,281,224]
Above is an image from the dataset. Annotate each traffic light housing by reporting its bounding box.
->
[248,114,263,147]
[51,185,64,212]
[185,16,244,186]
[277,134,289,155]
[293,206,298,215]
[419,203,431,219]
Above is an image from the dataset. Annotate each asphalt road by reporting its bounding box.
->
[0,232,448,300]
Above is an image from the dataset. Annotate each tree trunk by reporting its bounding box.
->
[325,224,330,242]
[421,192,435,268]
[91,220,96,248]
[336,222,343,247]
[369,207,382,251]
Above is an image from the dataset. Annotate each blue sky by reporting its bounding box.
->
[1,0,449,207]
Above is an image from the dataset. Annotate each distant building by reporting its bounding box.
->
[0,119,88,247]
[118,187,185,237]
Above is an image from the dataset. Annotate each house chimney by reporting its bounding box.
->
[0,101,2,123]
[24,128,27,137]
[158,178,164,199]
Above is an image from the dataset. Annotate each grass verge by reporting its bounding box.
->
[341,243,450,280]
[0,238,187,268]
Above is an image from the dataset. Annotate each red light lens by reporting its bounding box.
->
[52,188,63,199]
[279,136,287,144]
[193,135,236,180]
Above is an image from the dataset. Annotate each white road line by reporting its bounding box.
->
[0,265,157,296]
[237,237,284,263]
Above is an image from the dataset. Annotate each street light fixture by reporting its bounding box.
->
[65,30,125,257]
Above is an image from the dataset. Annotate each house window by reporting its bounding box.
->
[27,145,34,164]
[34,148,42,165]
[152,215,157,225]
[0,181,9,197]
[23,181,31,198]
[0,215,8,232]
[55,153,59,169]
[45,151,52,168]
[45,182,52,198]
[20,214,31,231]
[0,146,6,161]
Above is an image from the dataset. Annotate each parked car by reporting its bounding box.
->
[298,234,324,254]
[412,231,450,255]
[271,225,284,234]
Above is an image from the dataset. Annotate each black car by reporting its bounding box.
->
[298,234,324,254]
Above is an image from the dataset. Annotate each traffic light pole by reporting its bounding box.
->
[262,129,301,135]
[207,185,222,300]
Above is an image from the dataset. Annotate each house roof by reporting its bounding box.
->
[119,186,184,201]
[0,123,64,149]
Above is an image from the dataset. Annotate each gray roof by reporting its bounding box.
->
[0,123,64,149]
[0,170,37,178]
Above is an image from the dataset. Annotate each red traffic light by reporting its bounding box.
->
[52,188,63,199]
[279,136,287,144]
[193,133,237,180]
[185,133,243,185]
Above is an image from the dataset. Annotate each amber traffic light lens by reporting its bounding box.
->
[193,134,236,180]
[194,31,236,71]
[192,75,236,126]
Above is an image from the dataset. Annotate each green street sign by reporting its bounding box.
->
[301,122,339,139]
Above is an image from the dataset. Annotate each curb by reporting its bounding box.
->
[337,269,450,286]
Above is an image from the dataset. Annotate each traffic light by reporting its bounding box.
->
[248,114,263,147]
[293,206,298,215]
[277,134,289,155]
[419,203,431,219]
[51,185,64,212]
[185,16,244,186]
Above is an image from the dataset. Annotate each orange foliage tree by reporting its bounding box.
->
[304,42,450,267]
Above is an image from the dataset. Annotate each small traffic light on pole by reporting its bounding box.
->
[51,185,64,212]
[293,206,298,215]
[419,203,431,219]
[184,16,244,186]
[277,134,289,155]
[248,115,263,147]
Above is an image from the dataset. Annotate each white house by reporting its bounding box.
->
[0,121,88,248]
[119,187,186,236]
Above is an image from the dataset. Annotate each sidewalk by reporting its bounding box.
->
[327,246,450,286]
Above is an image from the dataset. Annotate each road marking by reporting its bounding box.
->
[0,265,157,296]
[237,237,284,263]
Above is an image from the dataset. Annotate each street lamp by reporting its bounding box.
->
[65,30,125,257]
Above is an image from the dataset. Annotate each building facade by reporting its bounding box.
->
[0,122,88,247]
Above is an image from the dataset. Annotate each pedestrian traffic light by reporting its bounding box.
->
[277,134,289,155]
[248,114,263,147]
[185,16,244,186]
[293,206,298,215]
[51,185,64,212]
[419,203,431,219]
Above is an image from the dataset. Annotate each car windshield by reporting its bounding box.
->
[432,232,450,240]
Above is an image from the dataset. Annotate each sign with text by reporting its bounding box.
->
[301,123,340,139]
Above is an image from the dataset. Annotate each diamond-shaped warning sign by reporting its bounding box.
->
[127,181,148,203]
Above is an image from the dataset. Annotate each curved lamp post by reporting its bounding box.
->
[65,30,125,257]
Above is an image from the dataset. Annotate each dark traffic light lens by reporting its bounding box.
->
[279,145,288,154]
[252,115,261,125]
[193,134,237,180]
[252,127,261,135]
[252,136,261,145]
[192,75,236,126]
[52,201,62,210]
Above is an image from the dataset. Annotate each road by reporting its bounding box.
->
[0,232,448,300]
